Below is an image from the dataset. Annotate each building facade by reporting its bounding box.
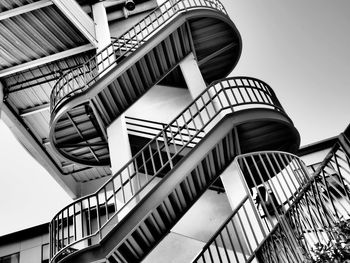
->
[0,0,349,262]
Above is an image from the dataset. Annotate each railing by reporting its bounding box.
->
[192,195,263,263]
[279,141,350,262]
[192,151,310,263]
[125,116,205,148]
[50,0,228,115]
[49,76,288,262]
[192,139,350,263]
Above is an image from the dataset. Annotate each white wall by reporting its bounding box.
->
[126,84,192,124]
[0,232,49,263]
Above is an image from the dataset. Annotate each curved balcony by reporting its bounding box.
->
[192,151,311,263]
[49,0,242,167]
[49,77,299,263]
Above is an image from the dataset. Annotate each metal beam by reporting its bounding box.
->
[66,112,101,162]
[0,0,53,21]
[52,0,98,47]
[20,103,50,117]
[0,44,95,77]
[198,42,237,66]
[90,100,108,142]
[57,142,108,148]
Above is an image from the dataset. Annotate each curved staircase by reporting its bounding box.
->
[49,0,242,167]
[49,77,299,263]
[48,1,302,263]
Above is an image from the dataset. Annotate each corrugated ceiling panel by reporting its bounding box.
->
[4,51,94,110]
[0,5,89,70]
[0,0,40,11]
[23,111,50,139]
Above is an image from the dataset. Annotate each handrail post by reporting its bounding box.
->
[235,159,267,238]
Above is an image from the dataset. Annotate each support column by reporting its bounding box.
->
[220,129,265,257]
[107,114,132,175]
[179,53,207,98]
[107,114,136,209]
[92,2,114,74]
[92,2,111,52]
[179,53,224,132]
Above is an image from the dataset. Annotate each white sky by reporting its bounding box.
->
[0,0,349,236]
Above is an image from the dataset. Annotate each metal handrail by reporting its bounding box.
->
[49,76,288,261]
[50,0,228,115]
[192,144,350,262]
[255,143,350,262]
[192,151,310,263]
[125,115,205,146]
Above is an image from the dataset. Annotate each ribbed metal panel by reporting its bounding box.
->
[0,5,89,70]
[1,51,111,182]
[0,0,40,10]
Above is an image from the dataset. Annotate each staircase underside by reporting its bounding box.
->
[49,9,242,167]
[57,109,299,263]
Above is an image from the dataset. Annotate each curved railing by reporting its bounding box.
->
[192,151,310,263]
[50,0,229,115]
[49,77,291,262]
[192,139,350,262]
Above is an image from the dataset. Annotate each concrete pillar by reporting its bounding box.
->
[92,2,111,52]
[107,114,132,175]
[179,53,223,132]
[179,53,207,98]
[92,2,114,74]
[220,161,266,257]
[107,114,136,208]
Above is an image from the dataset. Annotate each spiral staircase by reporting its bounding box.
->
[46,0,308,263]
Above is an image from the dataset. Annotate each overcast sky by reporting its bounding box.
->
[0,0,349,236]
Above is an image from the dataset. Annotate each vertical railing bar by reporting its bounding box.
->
[213,239,223,263]
[247,156,276,228]
[162,129,174,168]
[67,208,70,245]
[155,139,164,167]
[320,168,339,219]
[278,153,300,193]
[219,232,231,263]
[119,172,126,203]
[168,124,179,154]
[237,157,267,236]
[193,101,205,127]
[141,151,148,178]
[149,145,157,176]
[271,154,295,202]
[266,153,295,208]
[104,188,109,220]
[225,225,239,262]
[310,181,333,242]
[242,204,259,246]
[230,218,248,261]
[286,155,307,188]
[334,151,350,200]
[61,212,64,249]
[175,119,185,145]
[80,201,84,239]
[304,189,322,244]
[96,195,102,240]
[258,153,285,208]
[207,246,214,262]
[237,211,253,254]
[182,114,192,141]
[127,165,134,195]
[87,198,92,236]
